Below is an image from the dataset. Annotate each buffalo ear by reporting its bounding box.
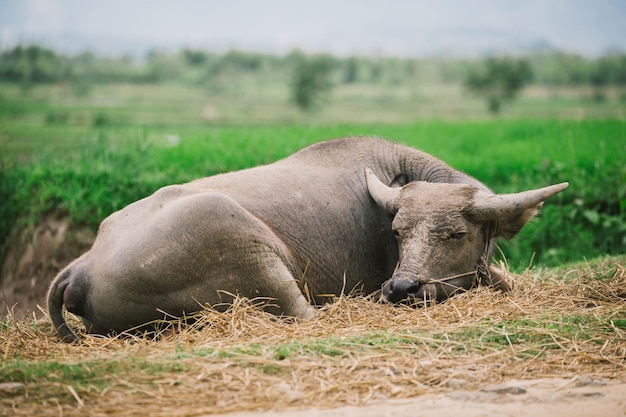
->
[493,203,542,240]
[389,173,409,188]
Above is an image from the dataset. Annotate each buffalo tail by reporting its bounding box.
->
[47,270,81,343]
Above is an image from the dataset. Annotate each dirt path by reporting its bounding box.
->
[224,378,626,417]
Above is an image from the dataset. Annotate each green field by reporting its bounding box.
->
[1,82,625,270]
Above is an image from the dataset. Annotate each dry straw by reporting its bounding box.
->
[1,256,624,416]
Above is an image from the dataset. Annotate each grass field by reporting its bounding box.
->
[2,81,626,127]
[1,82,624,268]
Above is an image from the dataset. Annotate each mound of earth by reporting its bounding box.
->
[0,214,94,318]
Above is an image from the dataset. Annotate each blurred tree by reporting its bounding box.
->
[386,58,413,84]
[146,50,183,83]
[182,49,208,67]
[290,54,336,111]
[343,56,359,83]
[67,51,96,95]
[215,50,265,73]
[368,60,383,82]
[613,55,626,86]
[589,57,611,100]
[0,45,66,87]
[465,57,533,114]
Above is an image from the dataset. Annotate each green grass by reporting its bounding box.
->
[0,81,624,269]
[0,356,187,402]
[2,119,623,269]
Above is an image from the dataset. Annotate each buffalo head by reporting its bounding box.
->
[365,168,568,305]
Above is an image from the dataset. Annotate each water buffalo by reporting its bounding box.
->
[48,137,568,341]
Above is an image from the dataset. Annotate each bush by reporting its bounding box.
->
[290,55,337,111]
[465,57,533,114]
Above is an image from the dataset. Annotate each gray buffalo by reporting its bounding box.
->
[48,137,568,341]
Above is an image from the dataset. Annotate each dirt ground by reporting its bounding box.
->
[0,214,95,318]
[225,378,626,417]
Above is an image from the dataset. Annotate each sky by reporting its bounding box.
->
[1,0,625,57]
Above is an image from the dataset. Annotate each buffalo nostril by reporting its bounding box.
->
[392,280,420,296]
[386,280,420,303]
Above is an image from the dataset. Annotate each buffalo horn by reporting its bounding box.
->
[365,168,401,213]
[470,182,569,221]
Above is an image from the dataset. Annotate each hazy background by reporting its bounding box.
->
[2,0,626,57]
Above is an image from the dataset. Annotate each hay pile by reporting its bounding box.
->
[1,256,625,416]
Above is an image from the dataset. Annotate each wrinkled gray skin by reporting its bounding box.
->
[48,137,568,341]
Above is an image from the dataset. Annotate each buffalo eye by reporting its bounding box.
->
[449,231,467,240]
[392,229,400,238]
